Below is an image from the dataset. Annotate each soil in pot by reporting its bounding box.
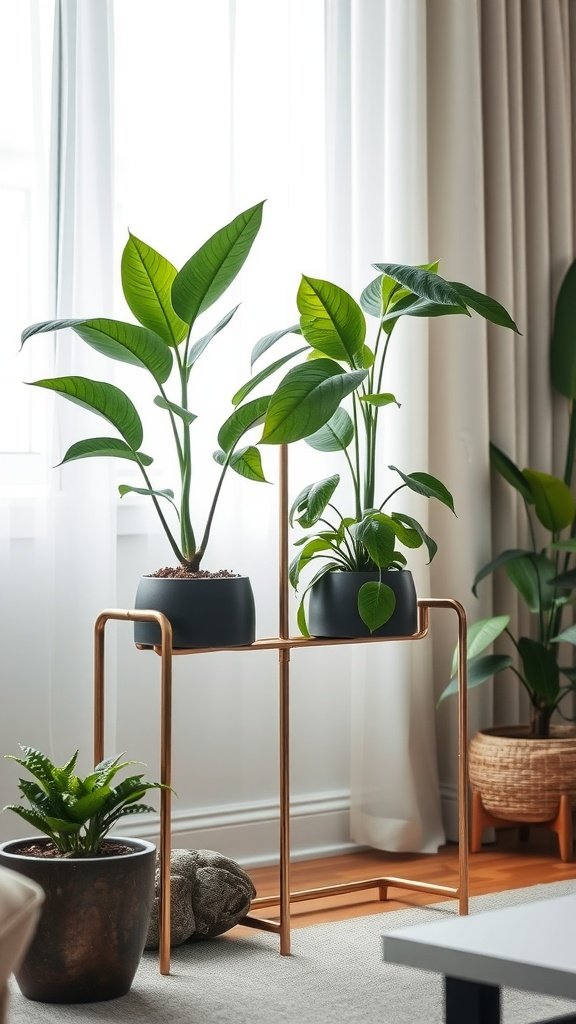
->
[0,836,156,1003]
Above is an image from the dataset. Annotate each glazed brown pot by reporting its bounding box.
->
[0,836,155,1003]
[469,725,576,822]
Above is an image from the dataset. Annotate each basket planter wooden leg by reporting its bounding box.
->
[471,789,574,862]
[468,726,576,864]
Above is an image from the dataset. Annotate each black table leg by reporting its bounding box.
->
[445,976,501,1023]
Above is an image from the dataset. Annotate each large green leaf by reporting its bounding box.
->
[289,475,340,529]
[186,305,240,370]
[354,516,396,568]
[373,264,469,312]
[357,581,396,632]
[23,318,173,385]
[297,276,366,366]
[21,318,86,346]
[118,485,178,514]
[74,320,173,383]
[304,407,354,452]
[153,395,197,426]
[289,537,335,588]
[121,233,188,345]
[171,202,264,327]
[518,637,559,704]
[361,263,442,319]
[438,653,513,703]
[232,346,308,406]
[261,360,367,444]
[213,445,268,483]
[388,466,455,513]
[390,513,437,562]
[379,513,421,549]
[550,258,576,399]
[360,275,385,318]
[28,377,143,449]
[522,468,576,531]
[450,282,520,332]
[359,393,399,407]
[217,395,271,453]
[450,615,510,675]
[472,547,530,596]
[59,437,153,467]
[505,553,557,612]
[250,324,301,367]
[551,624,576,646]
[489,442,533,503]
[381,296,469,323]
[550,568,576,590]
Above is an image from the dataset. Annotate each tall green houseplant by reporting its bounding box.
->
[21,204,362,575]
[440,259,576,738]
[250,263,519,633]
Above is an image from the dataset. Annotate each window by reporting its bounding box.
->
[0,0,53,487]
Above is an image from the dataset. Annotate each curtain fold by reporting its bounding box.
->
[0,0,117,814]
[334,0,445,853]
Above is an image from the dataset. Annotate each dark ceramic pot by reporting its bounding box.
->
[0,837,156,1003]
[308,569,418,639]
[133,573,256,649]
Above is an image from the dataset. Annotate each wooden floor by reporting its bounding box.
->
[238,826,576,933]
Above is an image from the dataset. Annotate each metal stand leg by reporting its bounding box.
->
[93,608,173,975]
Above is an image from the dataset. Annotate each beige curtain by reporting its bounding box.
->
[429,0,576,830]
[346,0,576,847]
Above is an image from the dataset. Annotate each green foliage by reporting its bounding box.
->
[257,262,518,633]
[3,746,166,856]
[22,205,273,572]
[439,258,576,738]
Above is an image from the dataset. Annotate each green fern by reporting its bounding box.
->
[4,746,166,856]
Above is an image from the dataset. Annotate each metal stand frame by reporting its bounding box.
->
[93,448,469,975]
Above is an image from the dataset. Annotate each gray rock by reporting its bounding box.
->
[146,849,256,949]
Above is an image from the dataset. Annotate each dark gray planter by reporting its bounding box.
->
[134,573,256,649]
[308,569,418,638]
[0,836,156,1003]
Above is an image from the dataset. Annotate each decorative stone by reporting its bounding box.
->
[145,849,256,949]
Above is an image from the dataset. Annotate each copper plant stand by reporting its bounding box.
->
[93,448,469,975]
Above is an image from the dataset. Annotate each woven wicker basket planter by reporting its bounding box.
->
[469,725,576,822]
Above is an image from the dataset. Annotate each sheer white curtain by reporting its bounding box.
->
[327,0,445,852]
[0,0,117,826]
[1,0,447,853]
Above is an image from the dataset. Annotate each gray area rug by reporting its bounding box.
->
[9,880,576,1023]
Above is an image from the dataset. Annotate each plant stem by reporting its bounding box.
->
[157,381,184,470]
[196,457,231,569]
[177,342,196,560]
[351,396,362,520]
[137,462,186,566]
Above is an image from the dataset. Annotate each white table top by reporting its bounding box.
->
[382,894,576,1000]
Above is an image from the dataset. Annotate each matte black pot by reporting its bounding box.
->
[134,573,256,649]
[0,837,156,1003]
[308,569,418,638]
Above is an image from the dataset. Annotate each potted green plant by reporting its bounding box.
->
[22,203,363,649]
[0,745,165,1003]
[249,263,518,636]
[438,258,576,858]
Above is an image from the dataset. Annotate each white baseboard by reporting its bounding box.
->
[121,788,363,867]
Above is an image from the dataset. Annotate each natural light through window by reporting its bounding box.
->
[0,0,53,484]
